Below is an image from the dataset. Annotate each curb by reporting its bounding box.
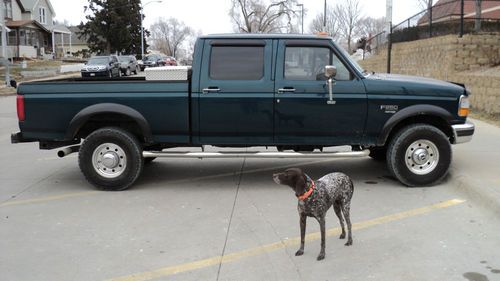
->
[449,168,500,216]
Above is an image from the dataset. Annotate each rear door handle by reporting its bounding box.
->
[277,87,296,93]
[203,87,221,94]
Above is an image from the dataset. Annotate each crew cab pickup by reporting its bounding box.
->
[11,34,474,190]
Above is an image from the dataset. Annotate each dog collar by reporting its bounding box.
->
[297,180,315,201]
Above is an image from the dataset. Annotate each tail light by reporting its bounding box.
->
[458,95,470,117]
[17,95,25,121]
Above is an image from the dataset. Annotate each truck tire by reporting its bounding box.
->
[369,146,386,161]
[386,124,451,187]
[78,127,144,191]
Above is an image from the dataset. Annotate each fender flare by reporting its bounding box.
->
[65,103,153,143]
[377,104,454,145]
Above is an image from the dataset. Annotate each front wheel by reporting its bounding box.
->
[386,124,451,187]
[79,127,144,191]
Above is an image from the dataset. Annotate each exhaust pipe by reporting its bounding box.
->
[58,145,80,158]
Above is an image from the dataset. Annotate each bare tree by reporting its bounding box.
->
[149,18,193,58]
[229,0,298,33]
[359,17,386,38]
[333,0,363,53]
[309,10,340,40]
[416,0,433,11]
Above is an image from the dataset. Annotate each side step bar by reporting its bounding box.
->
[143,150,370,159]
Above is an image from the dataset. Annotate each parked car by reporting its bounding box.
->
[81,55,121,78]
[162,56,178,66]
[118,55,139,76]
[140,54,165,70]
[12,34,474,191]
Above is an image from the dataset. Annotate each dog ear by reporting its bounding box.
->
[294,173,307,196]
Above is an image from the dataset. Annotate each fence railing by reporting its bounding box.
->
[362,0,500,72]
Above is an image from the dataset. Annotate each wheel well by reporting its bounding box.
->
[75,113,146,143]
[384,115,453,146]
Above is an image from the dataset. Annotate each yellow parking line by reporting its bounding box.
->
[107,198,466,281]
[0,191,100,208]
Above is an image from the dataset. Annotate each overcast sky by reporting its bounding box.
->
[50,0,423,34]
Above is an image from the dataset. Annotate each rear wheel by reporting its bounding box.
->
[386,124,451,187]
[79,127,144,191]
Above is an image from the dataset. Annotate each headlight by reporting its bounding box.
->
[458,95,470,117]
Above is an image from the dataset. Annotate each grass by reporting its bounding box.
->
[470,111,500,127]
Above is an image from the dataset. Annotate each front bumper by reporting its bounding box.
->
[452,121,475,144]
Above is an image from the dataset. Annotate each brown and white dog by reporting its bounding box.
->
[273,168,354,260]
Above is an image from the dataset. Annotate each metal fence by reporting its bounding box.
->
[364,0,500,72]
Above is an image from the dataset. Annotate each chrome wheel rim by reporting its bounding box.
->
[405,139,439,175]
[92,143,127,178]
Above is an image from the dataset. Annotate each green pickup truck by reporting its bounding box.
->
[11,34,474,190]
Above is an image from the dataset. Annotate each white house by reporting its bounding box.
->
[3,0,71,58]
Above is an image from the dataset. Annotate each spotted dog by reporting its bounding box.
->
[273,168,354,260]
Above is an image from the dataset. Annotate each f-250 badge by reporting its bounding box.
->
[380,105,399,113]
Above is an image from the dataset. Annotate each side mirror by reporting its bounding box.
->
[324,65,337,79]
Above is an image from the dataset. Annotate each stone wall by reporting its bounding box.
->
[359,33,500,114]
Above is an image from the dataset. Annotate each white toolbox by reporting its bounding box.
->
[145,66,191,81]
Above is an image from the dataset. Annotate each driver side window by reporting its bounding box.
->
[284,46,351,81]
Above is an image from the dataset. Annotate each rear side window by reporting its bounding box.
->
[210,46,264,80]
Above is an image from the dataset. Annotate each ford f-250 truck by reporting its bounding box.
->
[11,34,474,190]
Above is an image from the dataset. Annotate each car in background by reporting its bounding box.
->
[118,55,139,76]
[162,56,178,66]
[140,54,166,71]
[81,55,121,78]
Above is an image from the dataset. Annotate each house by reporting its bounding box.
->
[418,0,500,25]
[2,0,72,58]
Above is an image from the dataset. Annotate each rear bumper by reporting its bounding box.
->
[11,132,34,144]
[452,121,475,144]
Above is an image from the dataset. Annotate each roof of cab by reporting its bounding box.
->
[200,33,332,40]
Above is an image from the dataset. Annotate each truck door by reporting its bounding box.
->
[198,39,274,144]
[274,39,367,145]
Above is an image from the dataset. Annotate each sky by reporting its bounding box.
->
[50,0,424,34]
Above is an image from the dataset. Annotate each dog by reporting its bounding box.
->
[273,168,353,260]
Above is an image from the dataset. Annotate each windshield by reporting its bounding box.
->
[119,56,131,62]
[332,41,367,75]
[88,57,109,65]
[144,55,156,61]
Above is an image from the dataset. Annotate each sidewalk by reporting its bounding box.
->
[451,118,500,215]
[0,72,81,96]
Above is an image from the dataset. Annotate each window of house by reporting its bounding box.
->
[8,30,16,46]
[39,7,46,24]
[209,46,264,80]
[4,0,12,19]
[284,46,351,81]
[19,30,26,45]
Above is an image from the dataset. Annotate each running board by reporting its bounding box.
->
[143,150,370,159]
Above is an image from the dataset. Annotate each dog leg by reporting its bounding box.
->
[334,203,346,239]
[316,216,326,261]
[295,214,306,256]
[342,203,353,246]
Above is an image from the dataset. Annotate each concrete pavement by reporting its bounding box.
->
[1,94,500,281]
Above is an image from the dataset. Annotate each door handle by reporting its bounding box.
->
[202,87,221,94]
[277,87,296,93]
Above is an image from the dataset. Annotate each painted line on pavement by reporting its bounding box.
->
[107,198,466,281]
[0,191,100,208]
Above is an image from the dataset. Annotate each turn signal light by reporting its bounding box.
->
[17,95,25,121]
[458,95,470,117]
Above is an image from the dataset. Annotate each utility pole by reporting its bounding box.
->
[1,0,10,86]
[296,3,304,34]
[323,0,327,32]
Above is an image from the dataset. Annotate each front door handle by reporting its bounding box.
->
[203,87,221,94]
[277,87,296,93]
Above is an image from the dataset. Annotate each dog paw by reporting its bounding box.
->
[317,253,325,261]
[295,249,304,256]
[339,233,346,239]
[345,240,353,246]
